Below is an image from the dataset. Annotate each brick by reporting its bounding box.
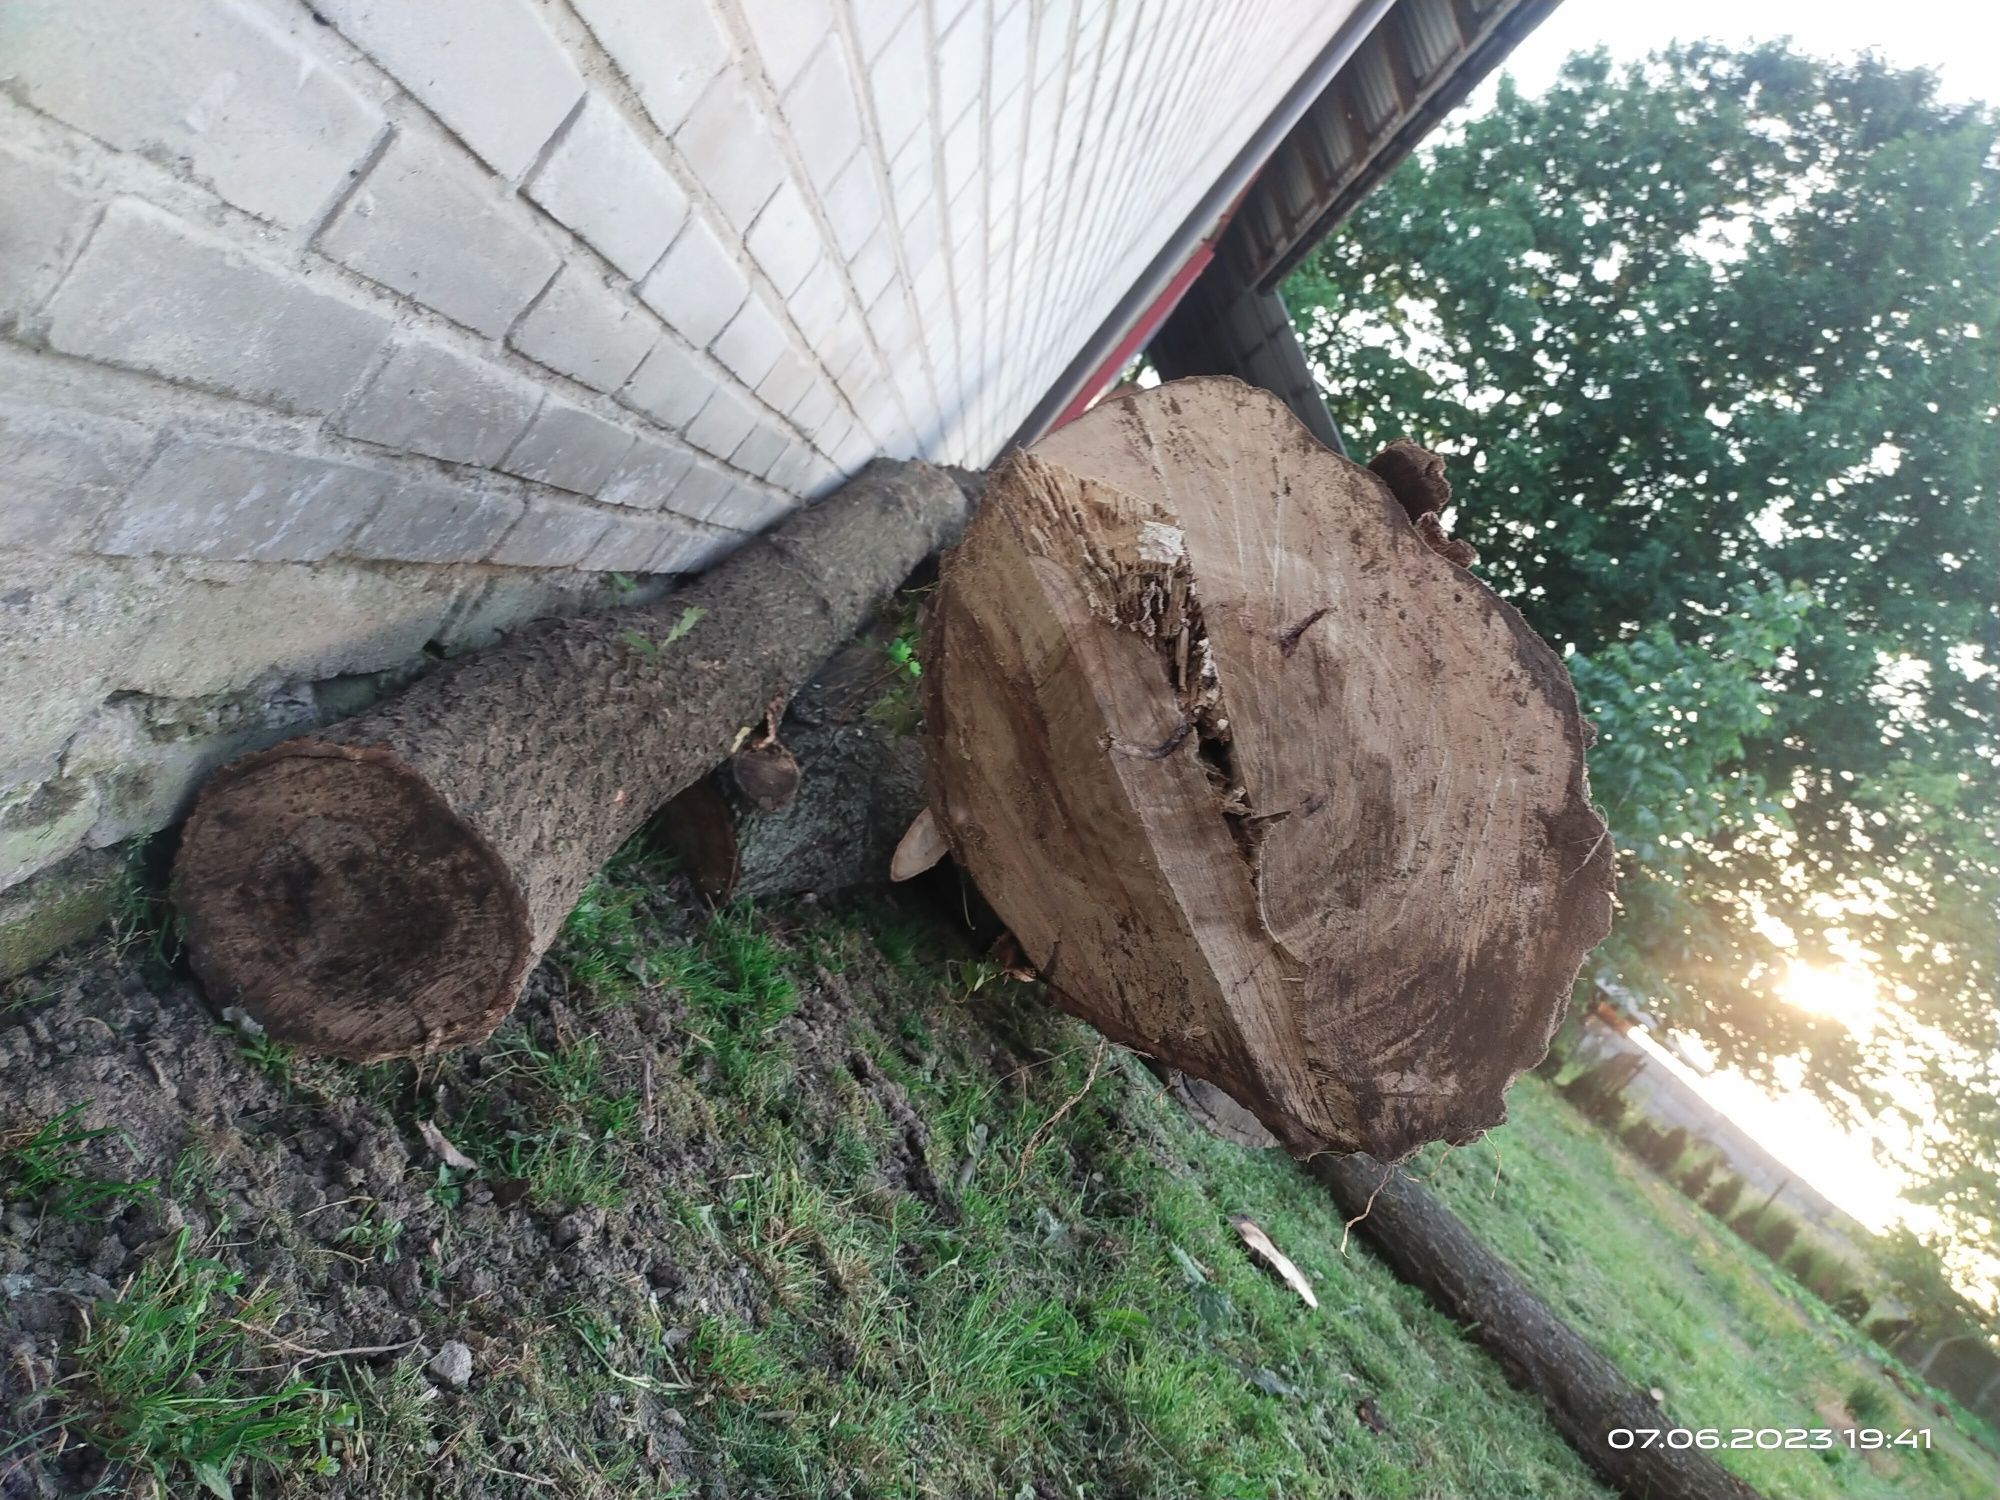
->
[783,44,863,191]
[648,519,744,574]
[637,217,749,348]
[338,335,540,466]
[1035,0,1077,82]
[755,351,816,417]
[991,3,1032,102]
[0,148,95,325]
[942,106,982,200]
[597,438,696,510]
[526,95,689,278]
[823,154,883,259]
[683,385,759,462]
[500,401,637,496]
[745,181,822,300]
[674,71,786,231]
[0,400,155,551]
[790,382,839,436]
[868,20,930,154]
[577,510,695,571]
[737,0,833,92]
[660,456,735,523]
[509,267,658,393]
[850,228,897,308]
[848,0,915,63]
[98,437,387,562]
[570,0,728,138]
[485,498,613,568]
[618,338,715,431]
[1,0,383,227]
[705,478,796,533]
[765,441,816,494]
[730,423,788,480]
[318,127,560,338]
[785,262,848,339]
[936,9,986,111]
[314,0,582,178]
[348,479,526,563]
[711,300,789,389]
[47,201,390,414]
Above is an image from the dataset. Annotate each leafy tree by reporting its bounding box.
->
[1285,43,1997,1278]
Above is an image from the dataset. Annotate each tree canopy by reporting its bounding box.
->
[1285,44,1998,1272]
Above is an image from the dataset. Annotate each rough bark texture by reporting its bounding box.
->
[921,378,1614,1161]
[1310,1151,1766,1500]
[661,636,927,903]
[173,460,968,1059]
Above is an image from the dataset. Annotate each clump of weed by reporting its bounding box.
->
[0,1105,157,1220]
[446,1032,641,1210]
[659,908,797,1104]
[62,1229,355,1496]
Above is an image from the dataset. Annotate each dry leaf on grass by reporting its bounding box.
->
[1229,1214,1318,1308]
[417,1118,477,1172]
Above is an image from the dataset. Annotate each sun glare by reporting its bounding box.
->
[1779,961,1880,1034]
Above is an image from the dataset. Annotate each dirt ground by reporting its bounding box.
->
[0,860,971,1497]
[3,839,1624,1500]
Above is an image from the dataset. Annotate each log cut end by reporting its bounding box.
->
[921,377,1615,1161]
[171,741,533,1060]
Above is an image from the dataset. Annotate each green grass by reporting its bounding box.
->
[1409,1083,2000,1499]
[0,1104,158,1220]
[24,853,2000,1499]
[59,1229,356,1497]
[556,906,1604,1499]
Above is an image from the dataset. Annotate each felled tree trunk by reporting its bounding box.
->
[173,461,968,1060]
[1311,1152,1765,1500]
[922,378,1615,1161]
[661,635,927,903]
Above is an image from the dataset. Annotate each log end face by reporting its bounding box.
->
[926,379,1617,1166]
[172,741,534,1061]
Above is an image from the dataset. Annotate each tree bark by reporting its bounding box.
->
[1309,1151,1765,1500]
[921,377,1616,1161]
[172,460,968,1060]
[660,635,928,903]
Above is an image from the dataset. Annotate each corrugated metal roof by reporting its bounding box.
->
[1149,0,1564,450]
[1235,0,1566,289]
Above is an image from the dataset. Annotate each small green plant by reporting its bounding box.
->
[659,909,798,1103]
[335,1207,405,1263]
[1,1105,157,1220]
[65,1229,355,1497]
[619,605,707,665]
[1846,1380,1892,1426]
[236,1030,296,1087]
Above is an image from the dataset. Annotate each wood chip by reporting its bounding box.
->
[1230,1214,1318,1307]
[417,1118,477,1172]
[889,806,948,880]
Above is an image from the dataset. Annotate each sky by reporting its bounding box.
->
[1475,0,2000,110]
[1460,1,1994,1256]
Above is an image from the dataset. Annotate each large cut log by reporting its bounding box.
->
[1311,1152,1765,1500]
[661,634,928,903]
[173,461,969,1060]
[921,378,1614,1160]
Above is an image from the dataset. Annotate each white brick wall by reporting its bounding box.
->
[0,0,1364,895]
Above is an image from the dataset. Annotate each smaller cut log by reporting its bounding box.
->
[662,634,928,903]
[1310,1152,1765,1500]
[173,461,968,1060]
